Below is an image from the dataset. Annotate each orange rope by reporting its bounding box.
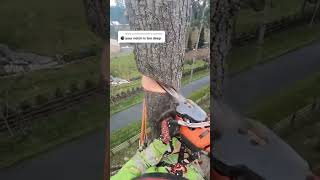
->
[139,75,166,150]
[139,98,148,149]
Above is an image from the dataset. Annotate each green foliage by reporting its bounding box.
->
[0,56,100,107]
[110,121,140,148]
[110,53,139,79]
[0,0,100,55]
[236,0,305,33]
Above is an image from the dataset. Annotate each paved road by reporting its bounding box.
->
[216,40,320,180]
[0,76,210,180]
[1,40,320,180]
[111,76,210,131]
[0,131,105,180]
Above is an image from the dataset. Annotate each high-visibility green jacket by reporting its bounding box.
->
[111,138,205,180]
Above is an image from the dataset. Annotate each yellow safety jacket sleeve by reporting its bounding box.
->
[111,139,168,180]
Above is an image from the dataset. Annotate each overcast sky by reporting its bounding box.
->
[110,0,116,6]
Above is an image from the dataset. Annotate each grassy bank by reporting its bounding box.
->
[248,72,320,127]
[111,52,207,80]
[0,56,100,107]
[284,112,320,167]
[248,72,320,167]
[111,69,209,115]
[110,84,210,148]
[236,0,305,33]
[228,23,320,74]
[0,0,99,55]
[0,95,106,168]
[110,51,207,89]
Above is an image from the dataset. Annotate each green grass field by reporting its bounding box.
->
[110,52,207,80]
[0,56,100,107]
[236,0,305,33]
[228,23,320,74]
[284,112,320,167]
[0,0,308,55]
[0,0,100,55]
[0,95,106,168]
[110,84,210,148]
[110,69,209,115]
[247,72,320,168]
[248,72,320,127]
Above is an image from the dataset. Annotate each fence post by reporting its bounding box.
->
[1,104,15,137]
[312,96,317,110]
[290,113,296,128]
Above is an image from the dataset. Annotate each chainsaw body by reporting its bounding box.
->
[159,84,312,179]
[158,84,210,154]
[213,101,311,180]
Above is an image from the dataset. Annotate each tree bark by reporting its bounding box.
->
[125,0,191,139]
[210,0,240,99]
[82,1,109,179]
[83,0,109,88]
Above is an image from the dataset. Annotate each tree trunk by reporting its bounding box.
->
[301,0,308,16]
[210,0,240,99]
[82,0,109,179]
[125,0,191,140]
[83,0,109,88]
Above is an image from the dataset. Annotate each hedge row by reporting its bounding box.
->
[0,79,97,116]
[110,87,142,105]
[110,64,209,105]
[234,11,318,46]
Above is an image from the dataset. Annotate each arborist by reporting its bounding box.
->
[111,76,210,180]
[111,75,271,180]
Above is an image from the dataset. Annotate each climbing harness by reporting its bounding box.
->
[139,98,148,150]
[139,75,211,177]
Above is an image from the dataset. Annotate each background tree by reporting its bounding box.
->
[82,0,109,179]
[198,27,206,48]
[210,0,240,99]
[82,0,108,88]
[189,0,207,82]
[187,32,194,50]
[125,0,191,140]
